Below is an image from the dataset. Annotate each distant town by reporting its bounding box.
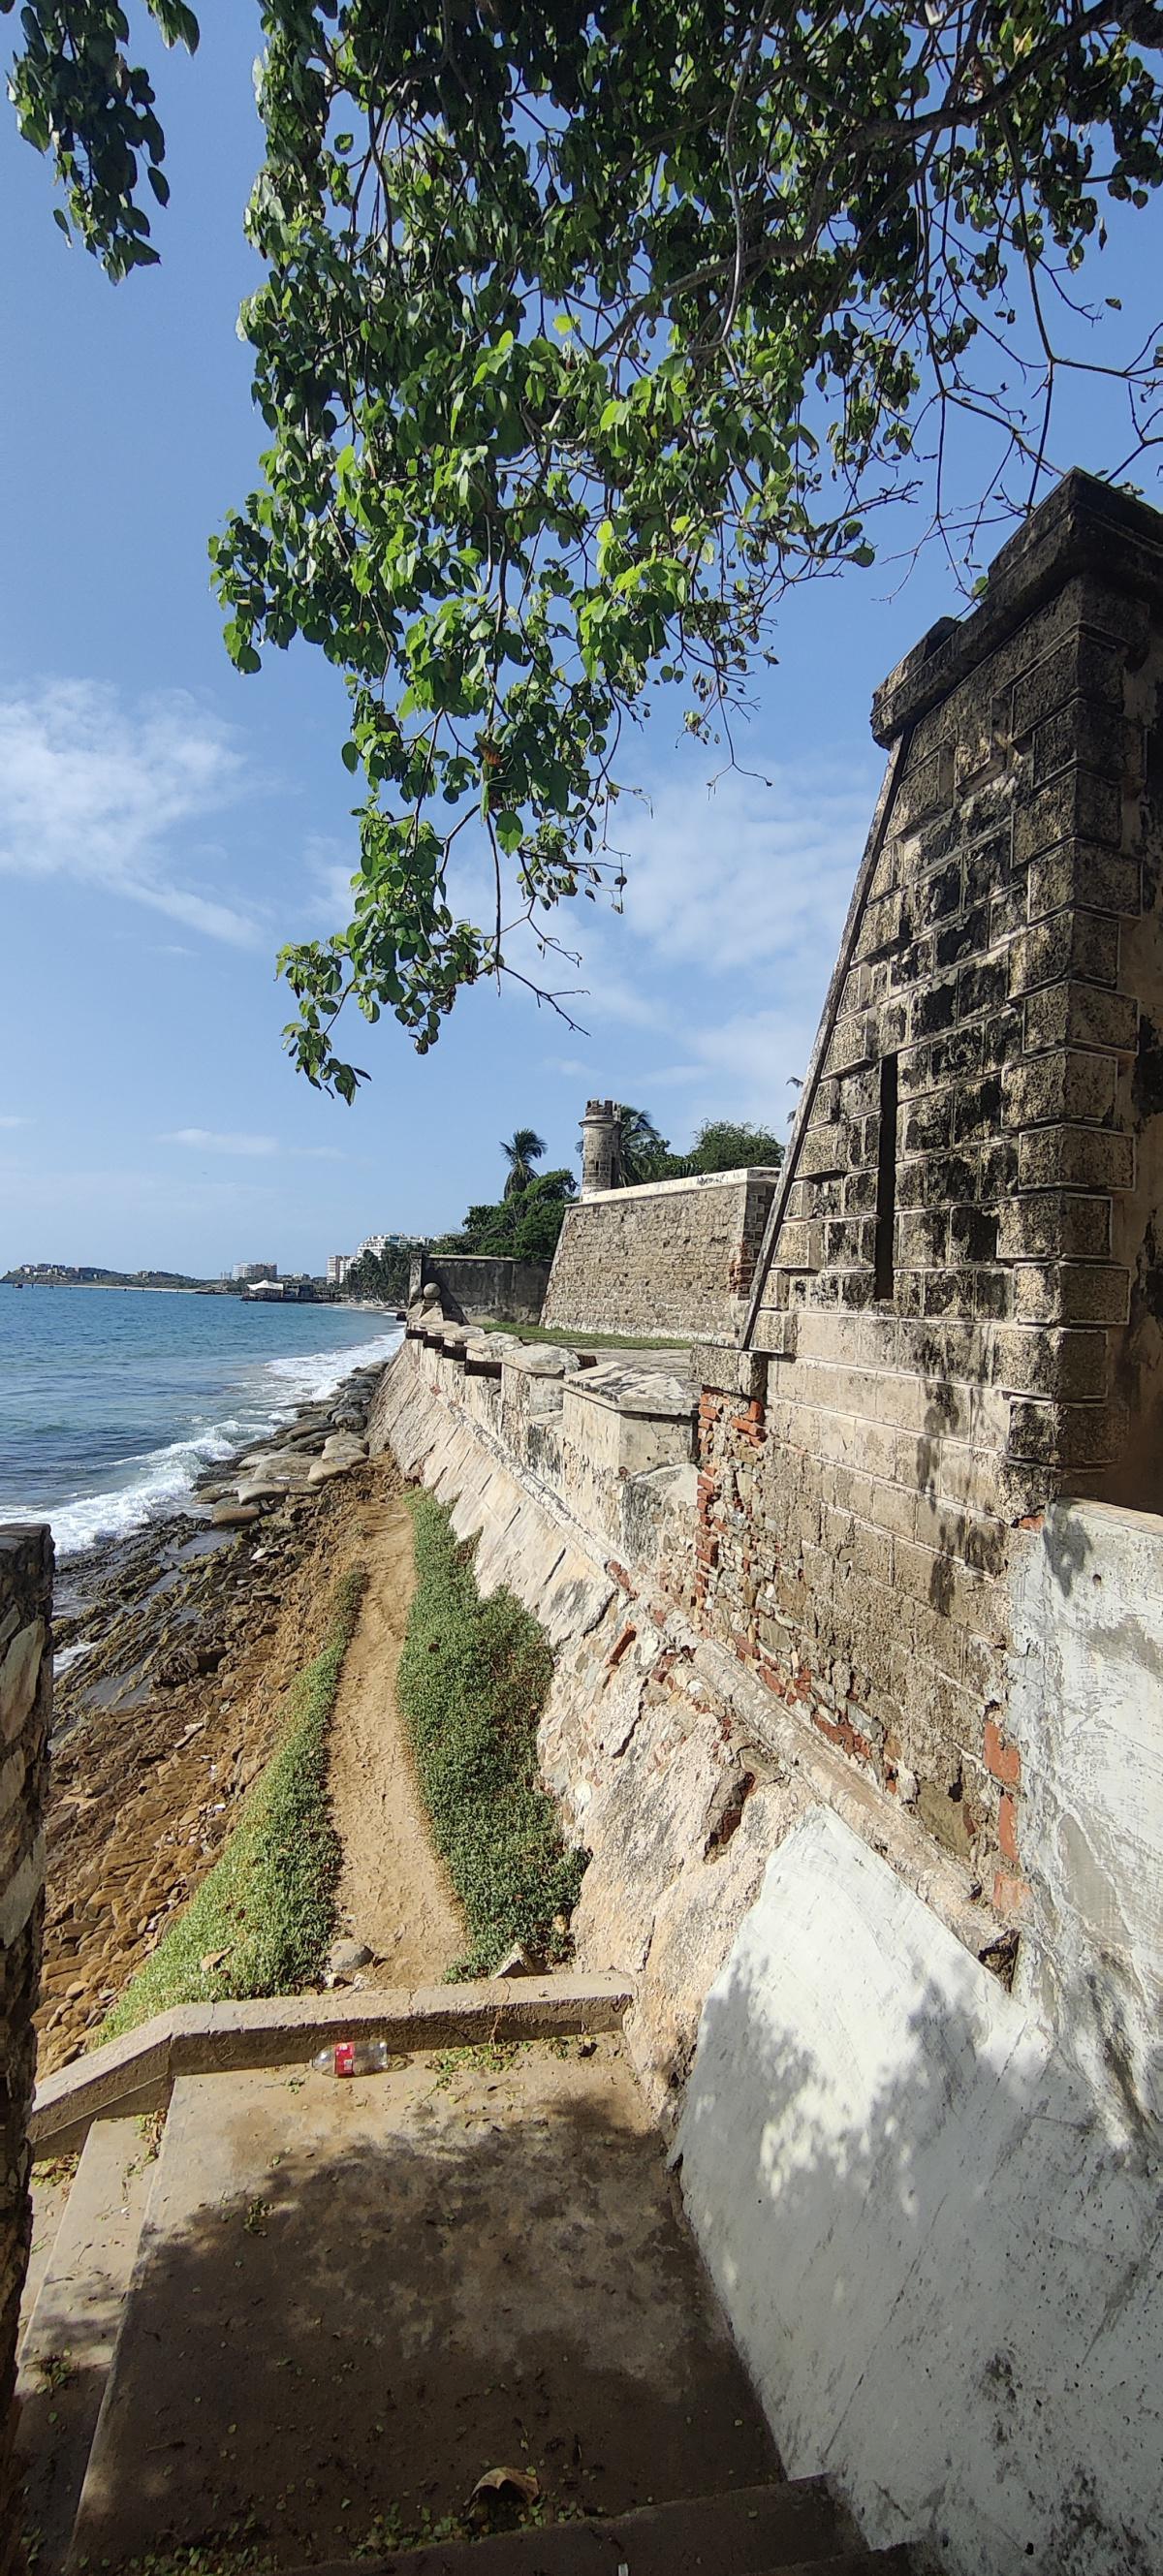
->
[1,1233,424,1303]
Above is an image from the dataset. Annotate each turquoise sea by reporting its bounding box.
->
[0,1284,401,1555]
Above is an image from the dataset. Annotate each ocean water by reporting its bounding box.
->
[0,1284,402,1555]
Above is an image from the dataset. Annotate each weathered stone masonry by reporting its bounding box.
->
[375,476,1162,2576]
[691,472,1163,1918]
[544,1167,781,1340]
[0,1525,51,2576]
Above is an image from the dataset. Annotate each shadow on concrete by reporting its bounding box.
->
[69,2049,777,2567]
[677,1888,1161,2576]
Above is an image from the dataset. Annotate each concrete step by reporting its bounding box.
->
[752,2559,915,2576]
[69,2042,778,2566]
[293,2479,862,2572]
[19,2162,75,2356]
[16,2118,154,2575]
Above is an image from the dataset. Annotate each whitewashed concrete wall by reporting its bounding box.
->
[678,1493,1163,2576]
[678,1808,1161,2576]
[1009,1498,1163,2139]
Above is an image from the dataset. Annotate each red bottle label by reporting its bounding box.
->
[334,2041,356,2077]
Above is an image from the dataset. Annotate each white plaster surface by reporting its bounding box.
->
[678,1807,1162,2576]
[1009,1499,1163,2131]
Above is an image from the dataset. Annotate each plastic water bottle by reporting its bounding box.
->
[311,2038,393,2078]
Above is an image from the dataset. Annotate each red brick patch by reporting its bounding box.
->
[811,1706,874,1767]
[993,1866,1031,1919]
[984,1716,1021,1786]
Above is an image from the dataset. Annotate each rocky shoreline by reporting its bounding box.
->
[196,1357,385,1525]
[41,1356,396,2073]
[53,1360,389,1692]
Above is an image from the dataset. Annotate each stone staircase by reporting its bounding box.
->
[293,2486,914,2573]
[18,2020,915,2576]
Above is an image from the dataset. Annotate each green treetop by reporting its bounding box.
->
[9,2,1163,1091]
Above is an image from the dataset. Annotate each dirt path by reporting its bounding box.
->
[329,1484,464,1978]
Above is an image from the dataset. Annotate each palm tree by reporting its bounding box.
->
[500,1127,548,1198]
[615,1106,667,1184]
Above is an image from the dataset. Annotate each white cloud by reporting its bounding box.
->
[0,680,263,946]
[160,1129,347,1164]
[615,758,876,976]
[162,1128,279,1157]
[302,832,360,927]
[0,1115,30,1130]
[688,1008,813,1120]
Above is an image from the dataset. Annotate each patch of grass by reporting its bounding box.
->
[429,2040,521,2089]
[397,1494,586,1975]
[480,1316,688,1351]
[101,1568,365,2041]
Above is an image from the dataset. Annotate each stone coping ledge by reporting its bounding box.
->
[564,1363,700,1421]
[578,1164,781,1208]
[871,466,1163,744]
[497,1343,587,1378]
[30,1973,633,2155]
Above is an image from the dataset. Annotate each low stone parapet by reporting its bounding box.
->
[29,1974,634,2158]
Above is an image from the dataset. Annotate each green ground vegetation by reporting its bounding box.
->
[102,1568,365,2040]
[397,1493,585,1976]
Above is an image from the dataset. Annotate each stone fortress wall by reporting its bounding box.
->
[382,472,1163,2576]
[409,1249,550,1326]
[695,470,1163,1929]
[543,1167,781,1340]
[0,1527,51,2576]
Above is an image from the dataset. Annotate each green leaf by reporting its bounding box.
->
[16,0,1154,1075]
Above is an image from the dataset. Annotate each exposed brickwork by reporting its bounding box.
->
[544,1168,780,1340]
[689,475,1163,1913]
[0,1525,52,2576]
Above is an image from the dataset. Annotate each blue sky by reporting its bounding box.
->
[2,12,1160,1275]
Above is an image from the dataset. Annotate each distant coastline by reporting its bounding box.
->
[5,1279,203,1294]
[2,1273,333,1302]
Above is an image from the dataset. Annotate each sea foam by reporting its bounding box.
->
[48,1325,402,1556]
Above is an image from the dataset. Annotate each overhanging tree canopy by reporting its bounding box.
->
[8,1,1163,1093]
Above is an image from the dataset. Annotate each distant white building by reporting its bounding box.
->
[355,1232,424,1258]
[328,1253,353,1285]
[233,1261,277,1283]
